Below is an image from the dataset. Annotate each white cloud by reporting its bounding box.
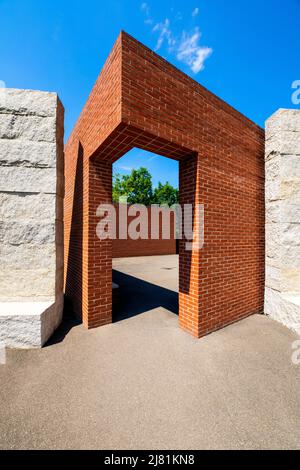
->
[142,4,212,73]
[141,2,150,15]
[147,155,159,162]
[177,28,212,73]
[141,2,153,25]
[116,164,133,172]
[152,18,173,51]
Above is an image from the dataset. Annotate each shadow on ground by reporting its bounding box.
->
[112,269,178,322]
[46,264,178,346]
[45,311,82,347]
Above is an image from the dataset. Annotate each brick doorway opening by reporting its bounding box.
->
[112,256,179,324]
[111,149,180,323]
[86,128,199,335]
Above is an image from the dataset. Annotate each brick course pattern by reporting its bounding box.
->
[112,204,176,258]
[64,31,265,337]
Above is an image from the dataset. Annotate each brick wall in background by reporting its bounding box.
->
[112,204,177,258]
[64,31,265,337]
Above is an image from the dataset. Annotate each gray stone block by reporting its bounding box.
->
[0,114,57,142]
[0,166,60,194]
[0,300,63,348]
[0,269,56,299]
[0,193,57,221]
[0,139,57,168]
[0,89,64,348]
[0,221,56,245]
[0,243,56,270]
[265,109,300,334]
[0,89,58,117]
[265,287,300,335]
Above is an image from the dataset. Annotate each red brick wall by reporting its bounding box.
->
[64,31,265,337]
[112,204,177,258]
[64,36,122,324]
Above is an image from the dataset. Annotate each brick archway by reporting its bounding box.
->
[64,31,265,338]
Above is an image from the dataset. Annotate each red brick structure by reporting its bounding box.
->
[64,31,265,337]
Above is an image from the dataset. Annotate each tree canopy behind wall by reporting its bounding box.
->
[152,181,179,207]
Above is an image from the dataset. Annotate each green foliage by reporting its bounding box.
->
[152,181,179,206]
[113,167,153,206]
[113,167,179,206]
[112,173,125,203]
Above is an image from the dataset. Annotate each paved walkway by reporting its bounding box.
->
[0,255,300,449]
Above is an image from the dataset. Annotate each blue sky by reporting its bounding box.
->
[1,0,299,188]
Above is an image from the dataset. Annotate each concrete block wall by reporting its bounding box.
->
[0,89,64,347]
[265,109,300,334]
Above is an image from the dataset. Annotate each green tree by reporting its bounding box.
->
[112,173,125,203]
[113,167,153,205]
[113,168,179,206]
[152,181,179,206]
